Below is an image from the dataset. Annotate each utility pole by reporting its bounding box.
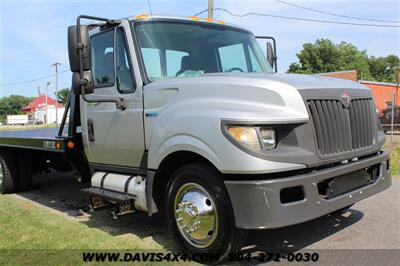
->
[36,86,41,126]
[45,82,51,126]
[393,68,400,143]
[391,91,395,143]
[51,62,61,125]
[208,0,214,18]
[396,68,399,106]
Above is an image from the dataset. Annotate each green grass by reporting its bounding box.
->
[384,135,400,178]
[0,195,164,265]
[389,146,400,177]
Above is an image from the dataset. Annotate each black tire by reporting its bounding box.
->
[166,163,245,262]
[0,151,18,194]
[17,153,33,191]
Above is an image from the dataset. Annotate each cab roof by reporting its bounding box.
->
[126,14,248,32]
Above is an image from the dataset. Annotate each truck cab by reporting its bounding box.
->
[0,14,391,259]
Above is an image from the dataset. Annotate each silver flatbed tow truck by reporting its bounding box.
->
[0,14,391,259]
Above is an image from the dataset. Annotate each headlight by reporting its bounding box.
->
[259,128,276,150]
[226,126,276,152]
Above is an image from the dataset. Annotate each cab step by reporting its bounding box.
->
[81,187,136,217]
[81,187,135,202]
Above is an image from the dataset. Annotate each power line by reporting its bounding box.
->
[273,0,400,24]
[0,70,70,86]
[193,9,208,17]
[195,8,400,28]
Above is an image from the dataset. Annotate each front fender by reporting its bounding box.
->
[148,134,222,170]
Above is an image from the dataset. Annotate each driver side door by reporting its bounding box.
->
[81,24,145,169]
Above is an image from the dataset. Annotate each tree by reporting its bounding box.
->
[367,55,400,83]
[288,39,340,74]
[287,38,381,81]
[0,95,33,121]
[56,88,71,105]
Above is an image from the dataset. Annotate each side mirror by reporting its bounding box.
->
[68,25,91,72]
[72,72,94,95]
[267,42,276,71]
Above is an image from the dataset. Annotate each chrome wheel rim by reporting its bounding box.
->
[174,183,218,248]
[0,162,4,193]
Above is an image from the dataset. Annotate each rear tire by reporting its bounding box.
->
[166,163,245,262]
[0,151,17,194]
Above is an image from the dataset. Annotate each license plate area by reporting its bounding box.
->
[317,164,381,199]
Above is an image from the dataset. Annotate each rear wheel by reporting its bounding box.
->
[0,151,17,194]
[166,163,245,262]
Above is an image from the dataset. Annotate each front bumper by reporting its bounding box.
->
[225,151,391,229]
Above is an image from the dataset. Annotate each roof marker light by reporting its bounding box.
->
[218,20,225,24]
[204,17,214,22]
[191,16,200,21]
[135,14,149,19]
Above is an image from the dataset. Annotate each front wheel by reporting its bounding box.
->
[166,163,245,261]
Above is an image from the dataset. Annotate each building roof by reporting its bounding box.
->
[318,70,357,75]
[22,95,63,113]
[319,69,358,81]
[359,80,398,87]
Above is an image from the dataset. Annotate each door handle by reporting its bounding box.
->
[87,119,95,142]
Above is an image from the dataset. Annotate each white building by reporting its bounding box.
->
[22,94,65,124]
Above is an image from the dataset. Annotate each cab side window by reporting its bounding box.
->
[91,30,115,87]
[115,28,135,93]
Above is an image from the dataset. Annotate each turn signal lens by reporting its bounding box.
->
[227,127,261,151]
[67,140,75,150]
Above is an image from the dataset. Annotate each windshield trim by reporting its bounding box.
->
[131,19,266,84]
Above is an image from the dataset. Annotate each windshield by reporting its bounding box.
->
[133,20,273,81]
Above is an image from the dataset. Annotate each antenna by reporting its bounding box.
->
[147,0,153,16]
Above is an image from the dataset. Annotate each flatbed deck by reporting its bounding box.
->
[0,128,60,138]
[0,128,69,153]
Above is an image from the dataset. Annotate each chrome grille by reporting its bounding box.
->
[307,98,376,156]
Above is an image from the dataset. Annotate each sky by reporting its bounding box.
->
[0,0,399,98]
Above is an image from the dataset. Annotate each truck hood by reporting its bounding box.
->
[202,72,368,91]
[143,72,371,128]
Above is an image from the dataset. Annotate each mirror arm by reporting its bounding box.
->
[80,85,127,111]
[272,55,278,72]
